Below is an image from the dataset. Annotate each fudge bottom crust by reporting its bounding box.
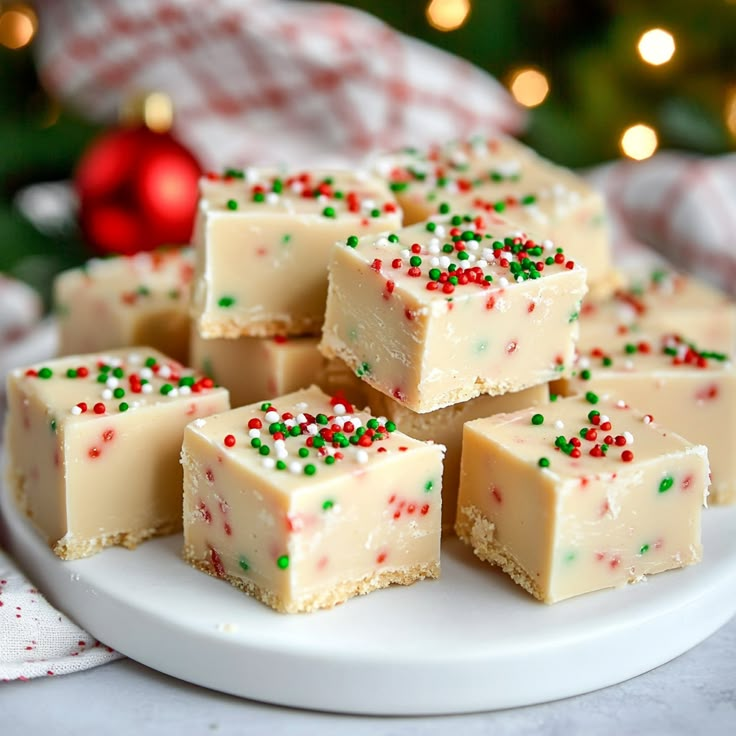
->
[196,313,320,340]
[54,521,180,561]
[184,545,440,614]
[455,504,545,603]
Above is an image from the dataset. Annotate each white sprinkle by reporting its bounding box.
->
[499,277,509,288]
[71,405,82,416]
[105,377,119,389]
[295,402,308,411]
[276,448,288,460]
[623,431,634,445]
[600,415,610,425]
[376,237,389,248]
[168,388,179,398]
[356,449,369,464]
[578,357,590,370]
[274,438,286,449]
[430,256,440,267]
[101,389,113,400]
[434,225,446,238]
[317,194,327,204]
[128,353,142,365]
[643,414,653,424]
[193,418,206,428]
[140,367,153,380]
[179,385,191,396]
[333,403,346,416]
[554,419,565,430]
[249,428,261,439]
[289,461,302,474]
[428,237,440,252]
[245,168,258,183]
[291,181,304,194]
[351,417,362,429]
[142,383,153,394]
[264,410,279,423]
[466,239,479,251]
[439,255,451,269]
[307,424,319,435]
[362,198,376,212]
[624,359,634,370]
[400,248,411,259]
[476,259,488,268]
[542,239,555,251]
[266,192,279,205]
[482,247,495,260]
[261,458,276,469]
[616,399,627,408]
[158,365,172,379]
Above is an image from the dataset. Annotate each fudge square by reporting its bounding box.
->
[54,248,194,363]
[557,332,736,505]
[361,382,549,533]
[456,394,708,604]
[319,210,588,413]
[372,136,611,288]
[4,348,230,559]
[181,386,443,613]
[579,266,736,354]
[192,168,401,339]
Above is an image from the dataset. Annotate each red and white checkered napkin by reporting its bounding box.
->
[588,153,736,295]
[33,0,525,169]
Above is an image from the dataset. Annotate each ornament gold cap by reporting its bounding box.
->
[120,91,174,133]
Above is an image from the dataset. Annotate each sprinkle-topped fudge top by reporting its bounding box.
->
[570,333,732,381]
[199,168,400,222]
[11,347,226,422]
[466,393,706,482]
[373,135,599,222]
[340,209,585,304]
[54,248,194,308]
[187,386,442,491]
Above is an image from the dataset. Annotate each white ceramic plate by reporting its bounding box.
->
[2,478,736,716]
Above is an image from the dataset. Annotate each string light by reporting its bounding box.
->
[121,91,174,133]
[726,87,736,140]
[0,4,38,49]
[637,28,675,66]
[620,124,659,161]
[509,68,550,108]
[426,0,471,32]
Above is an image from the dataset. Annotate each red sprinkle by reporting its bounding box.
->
[93,403,106,415]
[621,450,634,462]
[224,434,236,447]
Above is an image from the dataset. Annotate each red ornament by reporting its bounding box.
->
[75,126,201,256]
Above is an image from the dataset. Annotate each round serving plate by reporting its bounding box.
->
[2,479,736,715]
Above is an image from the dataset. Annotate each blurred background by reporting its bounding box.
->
[1,0,735,303]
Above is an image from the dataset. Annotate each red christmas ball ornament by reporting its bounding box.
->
[75,120,201,256]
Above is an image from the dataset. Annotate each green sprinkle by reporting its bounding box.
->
[260,402,272,411]
[602,357,613,367]
[370,208,381,218]
[538,457,550,468]
[585,391,599,405]
[113,387,125,399]
[322,499,334,511]
[298,447,309,458]
[224,168,244,179]
[276,460,287,470]
[50,419,57,431]
[289,426,302,437]
[277,555,289,570]
[251,438,261,448]
[568,311,579,323]
[588,410,600,421]
[388,233,399,243]
[160,384,173,395]
[390,181,408,192]
[179,376,195,387]
[658,476,674,493]
[531,413,544,426]
[253,191,265,203]
[410,255,422,267]
[322,206,336,218]
[304,464,316,476]
[259,445,270,456]
[316,413,328,425]
[493,201,506,213]
[385,420,396,432]
[324,455,335,465]
[346,235,359,247]
[119,402,129,412]
[38,367,53,379]
[226,199,238,210]
[521,194,536,206]
[272,178,283,194]
[550,393,559,402]
[425,480,434,492]
[438,202,450,215]
[239,557,250,571]
[425,222,437,232]
[639,544,650,555]
[580,369,591,380]
[625,343,637,354]
[145,357,157,368]
[281,233,292,244]
[564,550,577,563]
[218,296,236,308]
[112,367,124,379]
[457,250,469,261]
[66,368,77,378]
[367,418,379,430]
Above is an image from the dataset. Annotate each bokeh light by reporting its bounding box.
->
[620,124,659,160]
[637,28,675,66]
[0,5,38,49]
[426,0,471,32]
[509,68,550,108]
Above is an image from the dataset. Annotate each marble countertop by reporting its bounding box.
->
[3,615,734,736]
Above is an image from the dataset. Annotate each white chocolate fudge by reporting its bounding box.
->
[373,136,611,288]
[5,348,230,559]
[362,383,549,533]
[319,210,588,413]
[557,332,736,504]
[54,248,194,363]
[182,386,443,613]
[579,267,736,353]
[456,394,708,603]
[192,169,401,338]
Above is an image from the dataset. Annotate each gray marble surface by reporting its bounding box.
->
[2,615,734,736]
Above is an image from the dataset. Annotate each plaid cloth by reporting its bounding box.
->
[2,0,735,682]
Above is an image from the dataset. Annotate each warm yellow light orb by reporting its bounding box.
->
[0,5,38,49]
[620,124,659,161]
[426,0,471,32]
[509,68,550,108]
[726,88,736,140]
[637,28,675,66]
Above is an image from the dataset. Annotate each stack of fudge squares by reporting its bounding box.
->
[6,135,734,613]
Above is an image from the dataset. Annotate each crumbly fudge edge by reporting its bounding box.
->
[183,544,440,614]
[195,311,322,340]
